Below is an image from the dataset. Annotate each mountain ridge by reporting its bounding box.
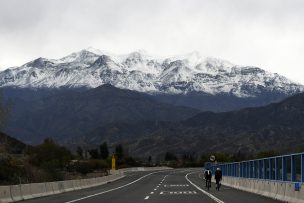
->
[0,48,302,98]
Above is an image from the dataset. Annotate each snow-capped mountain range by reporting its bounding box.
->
[0,48,303,97]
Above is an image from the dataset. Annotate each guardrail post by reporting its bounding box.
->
[275,157,280,180]
[282,156,287,181]
[263,159,266,179]
[244,162,247,178]
[291,155,296,182]
[230,164,232,176]
[269,158,273,180]
[248,161,251,178]
[301,153,304,182]
[244,162,246,178]
[254,161,257,178]
[247,162,250,178]
[224,164,226,176]
[231,164,233,177]
[229,164,232,176]
[248,161,252,178]
[245,162,248,178]
[250,161,253,178]
[253,161,256,178]
[257,160,260,178]
[235,163,238,177]
[248,161,250,178]
[252,161,255,178]
[228,164,231,176]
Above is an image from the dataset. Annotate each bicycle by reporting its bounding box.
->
[206,178,211,191]
[215,179,221,191]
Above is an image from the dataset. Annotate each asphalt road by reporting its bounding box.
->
[22,169,280,203]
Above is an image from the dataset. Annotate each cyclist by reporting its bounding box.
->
[204,168,212,189]
[215,167,222,191]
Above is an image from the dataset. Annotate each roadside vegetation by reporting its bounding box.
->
[0,134,284,185]
[0,137,149,185]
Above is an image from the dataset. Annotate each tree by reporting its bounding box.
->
[148,156,152,164]
[115,144,124,160]
[75,162,92,175]
[76,146,83,159]
[99,142,109,159]
[182,152,195,162]
[0,154,24,184]
[29,138,73,169]
[28,138,73,181]
[165,152,177,161]
[88,149,99,159]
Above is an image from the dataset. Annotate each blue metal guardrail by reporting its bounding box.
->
[209,152,304,183]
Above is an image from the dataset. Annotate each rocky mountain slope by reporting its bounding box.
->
[0,132,27,154]
[4,85,199,144]
[80,92,304,158]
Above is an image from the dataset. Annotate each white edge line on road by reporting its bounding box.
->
[185,172,225,203]
[65,171,164,203]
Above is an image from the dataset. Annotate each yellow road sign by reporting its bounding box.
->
[112,155,116,170]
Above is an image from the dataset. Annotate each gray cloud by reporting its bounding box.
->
[0,0,303,83]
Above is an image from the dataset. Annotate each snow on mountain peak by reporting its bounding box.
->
[84,47,104,55]
[56,49,100,64]
[0,48,303,97]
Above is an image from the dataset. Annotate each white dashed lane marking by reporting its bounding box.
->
[160,191,198,195]
[164,184,189,187]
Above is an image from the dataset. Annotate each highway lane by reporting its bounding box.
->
[22,169,280,203]
[187,170,280,203]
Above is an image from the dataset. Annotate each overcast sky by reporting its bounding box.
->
[0,0,303,83]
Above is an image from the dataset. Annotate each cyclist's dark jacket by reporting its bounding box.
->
[204,170,212,180]
[215,170,222,180]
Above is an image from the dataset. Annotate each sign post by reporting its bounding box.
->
[112,154,116,170]
[210,155,216,162]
